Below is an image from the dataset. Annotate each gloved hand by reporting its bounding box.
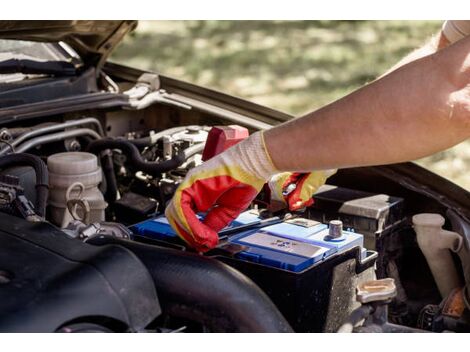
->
[165,131,278,252]
[267,170,337,211]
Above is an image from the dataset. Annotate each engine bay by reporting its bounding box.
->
[0,98,469,333]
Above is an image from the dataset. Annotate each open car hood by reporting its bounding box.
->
[0,20,137,68]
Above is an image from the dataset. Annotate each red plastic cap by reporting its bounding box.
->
[202,125,249,161]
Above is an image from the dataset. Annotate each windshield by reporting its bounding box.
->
[0,39,78,83]
[0,39,70,61]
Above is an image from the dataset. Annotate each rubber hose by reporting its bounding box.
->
[100,152,118,203]
[0,153,48,218]
[86,138,185,176]
[87,236,294,333]
[126,137,151,149]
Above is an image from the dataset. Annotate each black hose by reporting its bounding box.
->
[0,153,48,218]
[86,236,294,333]
[126,137,151,149]
[86,138,185,177]
[100,151,118,204]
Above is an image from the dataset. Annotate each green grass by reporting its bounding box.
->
[111,20,470,190]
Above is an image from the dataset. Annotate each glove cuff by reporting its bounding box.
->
[442,20,470,44]
[231,130,279,181]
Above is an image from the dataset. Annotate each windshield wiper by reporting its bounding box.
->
[0,59,76,77]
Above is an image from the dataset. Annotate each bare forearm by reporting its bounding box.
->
[381,32,445,76]
[264,36,470,172]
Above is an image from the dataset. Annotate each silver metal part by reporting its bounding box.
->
[63,220,132,241]
[100,71,119,93]
[282,183,297,197]
[182,143,205,159]
[356,278,397,304]
[328,220,343,239]
[0,128,12,141]
[162,136,173,160]
[15,128,101,153]
[285,218,321,228]
[124,89,192,110]
[81,222,132,241]
[64,138,81,151]
[171,128,208,144]
[0,117,104,156]
[126,82,273,130]
[147,125,208,145]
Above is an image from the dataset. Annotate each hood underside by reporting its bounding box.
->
[0,20,137,67]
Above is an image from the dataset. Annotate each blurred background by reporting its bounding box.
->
[111,20,469,189]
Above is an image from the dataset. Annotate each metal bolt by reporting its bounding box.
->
[186,126,201,134]
[65,139,81,151]
[162,136,173,160]
[329,220,343,239]
[0,129,12,141]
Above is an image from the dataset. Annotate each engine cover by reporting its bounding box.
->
[0,213,161,332]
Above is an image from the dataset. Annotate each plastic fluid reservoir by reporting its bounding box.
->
[47,152,107,228]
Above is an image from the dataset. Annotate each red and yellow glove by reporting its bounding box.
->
[268,170,337,211]
[165,131,278,252]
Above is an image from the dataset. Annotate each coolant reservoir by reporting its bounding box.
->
[47,152,107,228]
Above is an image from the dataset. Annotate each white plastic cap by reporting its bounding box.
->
[412,213,445,227]
[48,152,98,175]
[47,152,102,188]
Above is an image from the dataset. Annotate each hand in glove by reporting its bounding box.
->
[165,131,278,252]
[267,170,337,211]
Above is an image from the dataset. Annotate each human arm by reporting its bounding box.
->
[265,35,470,171]
[384,20,469,76]
[167,25,470,252]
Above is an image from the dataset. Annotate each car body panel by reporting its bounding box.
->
[0,20,137,68]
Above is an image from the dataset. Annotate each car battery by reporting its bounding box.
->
[131,211,364,273]
[307,184,405,249]
[131,211,377,332]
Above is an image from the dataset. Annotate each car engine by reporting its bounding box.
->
[0,83,469,333]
